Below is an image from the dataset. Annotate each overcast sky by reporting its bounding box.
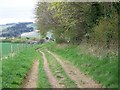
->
[0,0,38,24]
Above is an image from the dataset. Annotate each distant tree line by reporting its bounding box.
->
[35,2,119,47]
[0,22,34,37]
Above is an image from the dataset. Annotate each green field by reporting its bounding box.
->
[1,42,118,88]
[1,42,29,58]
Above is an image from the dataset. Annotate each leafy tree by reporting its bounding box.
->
[35,2,118,46]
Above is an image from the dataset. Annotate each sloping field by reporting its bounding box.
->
[1,42,28,57]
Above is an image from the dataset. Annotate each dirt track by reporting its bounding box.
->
[47,50,101,88]
[21,49,101,88]
[40,51,63,88]
[22,60,39,88]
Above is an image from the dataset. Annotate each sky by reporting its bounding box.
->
[0,0,38,24]
[0,0,118,25]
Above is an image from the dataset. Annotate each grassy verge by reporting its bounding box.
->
[41,42,118,88]
[37,51,51,88]
[2,47,38,88]
[0,61,2,89]
[45,51,77,88]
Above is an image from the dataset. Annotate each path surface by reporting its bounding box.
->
[40,51,63,88]
[22,60,39,88]
[47,50,101,88]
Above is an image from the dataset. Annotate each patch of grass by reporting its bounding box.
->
[45,51,77,88]
[0,61,2,89]
[2,47,38,88]
[43,42,118,88]
[37,51,51,88]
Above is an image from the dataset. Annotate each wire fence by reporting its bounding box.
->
[0,42,32,60]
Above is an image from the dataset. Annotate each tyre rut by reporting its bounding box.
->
[22,60,39,88]
[47,50,101,88]
[39,51,63,88]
